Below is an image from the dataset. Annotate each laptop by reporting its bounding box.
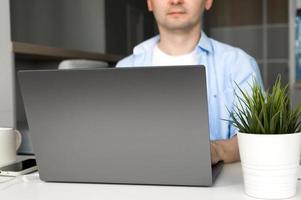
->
[18,66,223,186]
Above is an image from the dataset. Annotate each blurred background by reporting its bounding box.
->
[9,0,297,89]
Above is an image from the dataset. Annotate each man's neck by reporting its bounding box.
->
[157,26,201,56]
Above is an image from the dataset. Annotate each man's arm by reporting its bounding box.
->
[210,136,240,164]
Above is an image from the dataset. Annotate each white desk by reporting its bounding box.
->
[1,161,301,200]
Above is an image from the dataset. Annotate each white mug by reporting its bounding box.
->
[0,127,22,167]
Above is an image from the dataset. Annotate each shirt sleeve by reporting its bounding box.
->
[115,55,135,68]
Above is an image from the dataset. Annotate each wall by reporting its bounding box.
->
[105,0,156,55]
[297,0,301,9]
[291,0,301,108]
[10,0,106,53]
[0,0,15,128]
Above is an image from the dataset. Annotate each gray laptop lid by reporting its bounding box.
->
[18,66,221,186]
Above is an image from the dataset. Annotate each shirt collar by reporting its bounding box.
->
[133,35,160,56]
[198,31,213,53]
[133,31,213,55]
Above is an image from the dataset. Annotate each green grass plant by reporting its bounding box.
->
[230,76,301,134]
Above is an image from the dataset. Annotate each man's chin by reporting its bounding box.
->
[164,23,196,32]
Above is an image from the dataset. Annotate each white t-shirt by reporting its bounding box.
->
[152,45,199,66]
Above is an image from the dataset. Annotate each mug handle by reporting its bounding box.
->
[14,130,22,150]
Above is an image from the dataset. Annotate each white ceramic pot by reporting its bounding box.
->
[237,132,301,199]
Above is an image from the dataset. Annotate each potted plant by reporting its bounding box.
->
[230,76,301,199]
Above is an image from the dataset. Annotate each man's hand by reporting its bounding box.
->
[210,136,240,164]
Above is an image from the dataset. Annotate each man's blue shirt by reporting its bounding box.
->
[116,32,263,140]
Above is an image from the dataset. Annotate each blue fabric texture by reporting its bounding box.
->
[116,32,263,140]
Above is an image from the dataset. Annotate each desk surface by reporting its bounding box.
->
[1,160,301,200]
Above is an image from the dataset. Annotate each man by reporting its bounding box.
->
[116,0,263,164]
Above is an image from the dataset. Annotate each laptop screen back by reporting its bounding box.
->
[18,66,214,186]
